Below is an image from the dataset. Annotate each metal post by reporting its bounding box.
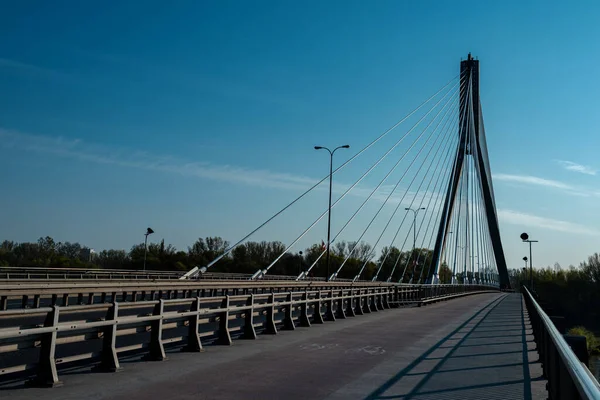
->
[326,151,333,282]
[143,234,148,272]
[315,145,349,281]
[405,207,425,282]
[143,227,154,272]
[529,241,533,289]
[411,212,416,250]
[521,234,537,290]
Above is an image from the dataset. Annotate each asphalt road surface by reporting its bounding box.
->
[1,293,546,400]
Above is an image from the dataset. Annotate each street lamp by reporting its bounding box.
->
[143,227,154,272]
[404,207,424,285]
[470,255,478,284]
[298,251,303,276]
[443,231,453,262]
[520,233,538,289]
[405,207,426,251]
[315,144,350,282]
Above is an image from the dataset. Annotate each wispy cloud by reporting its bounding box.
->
[0,128,318,191]
[497,209,600,236]
[493,173,572,190]
[555,160,597,176]
[5,129,597,237]
[492,173,597,197]
[0,128,450,210]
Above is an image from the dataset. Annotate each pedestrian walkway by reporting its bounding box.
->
[350,293,547,399]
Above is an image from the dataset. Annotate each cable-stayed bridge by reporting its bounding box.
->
[1,55,598,399]
[185,53,509,290]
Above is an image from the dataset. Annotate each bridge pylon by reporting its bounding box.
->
[427,54,510,289]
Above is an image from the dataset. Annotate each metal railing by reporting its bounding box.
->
[523,287,600,399]
[0,279,499,311]
[0,266,183,280]
[0,267,367,282]
[0,284,496,387]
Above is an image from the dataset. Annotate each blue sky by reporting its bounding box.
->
[1,1,600,271]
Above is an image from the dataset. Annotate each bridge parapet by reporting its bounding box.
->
[0,284,496,387]
[523,287,600,399]
[0,278,499,311]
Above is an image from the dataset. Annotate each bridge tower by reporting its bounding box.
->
[428,54,510,289]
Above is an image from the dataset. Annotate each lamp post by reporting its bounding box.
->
[470,255,478,284]
[315,144,350,281]
[143,227,154,272]
[298,251,303,276]
[405,207,426,252]
[444,231,453,264]
[520,233,537,289]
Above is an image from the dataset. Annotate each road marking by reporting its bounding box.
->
[299,343,340,351]
[345,345,386,355]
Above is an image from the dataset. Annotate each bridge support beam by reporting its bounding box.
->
[96,303,121,371]
[354,290,364,315]
[244,294,258,339]
[325,290,336,321]
[146,300,167,360]
[265,293,278,334]
[29,306,62,387]
[183,298,203,352]
[299,291,311,327]
[336,289,346,319]
[218,296,233,344]
[312,292,324,324]
[284,292,296,330]
[346,290,356,317]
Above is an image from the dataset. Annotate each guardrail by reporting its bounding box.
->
[0,280,396,311]
[0,278,499,311]
[523,287,600,399]
[0,267,359,282]
[0,266,183,280]
[0,284,496,387]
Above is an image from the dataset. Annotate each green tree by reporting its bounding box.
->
[438,263,452,284]
[188,236,229,267]
[95,249,129,269]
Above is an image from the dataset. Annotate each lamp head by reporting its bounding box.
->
[520,232,529,241]
[523,256,528,261]
[314,146,323,150]
[341,145,350,148]
[146,227,154,235]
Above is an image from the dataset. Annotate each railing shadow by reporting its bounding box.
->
[364,294,544,399]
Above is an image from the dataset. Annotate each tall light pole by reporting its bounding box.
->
[405,207,425,284]
[143,227,154,272]
[315,144,350,282]
[405,207,426,251]
[443,231,453,264]
[520,233,537,289]
[470,255,478,284]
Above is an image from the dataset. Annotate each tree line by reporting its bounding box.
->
[509,254,600,355]
[0,236,458,282]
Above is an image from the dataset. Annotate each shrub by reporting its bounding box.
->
[568,326,600,354]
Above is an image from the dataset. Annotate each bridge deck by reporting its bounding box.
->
[1,293,546,400]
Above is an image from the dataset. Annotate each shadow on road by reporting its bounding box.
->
[363,294,546,400]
